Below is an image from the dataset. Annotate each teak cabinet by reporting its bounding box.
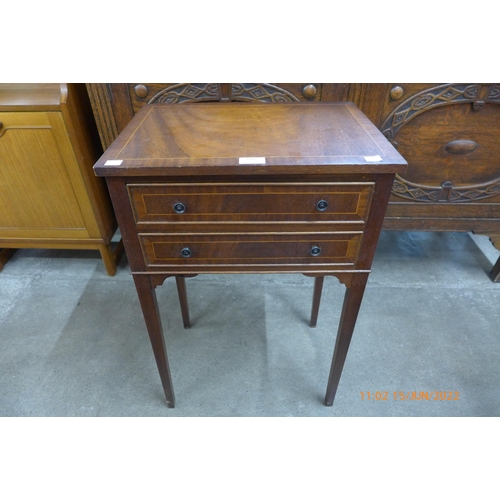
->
[0,84,121,275]
[86,83,500,281]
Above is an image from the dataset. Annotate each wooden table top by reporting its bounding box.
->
[94,102,406,177]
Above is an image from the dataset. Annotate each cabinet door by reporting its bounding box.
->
[375,84,500,229]
[0,111,90,240]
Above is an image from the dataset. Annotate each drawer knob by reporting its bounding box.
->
[445,139,478,155]
[310,246,322,257]
[181,247,192,258]
[316,200,328,211]
[173,202,186,214]
[302,85,317,99]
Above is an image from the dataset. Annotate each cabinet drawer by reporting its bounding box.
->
[139,232,363,269]
[129,183,374,224]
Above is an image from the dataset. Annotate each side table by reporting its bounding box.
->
[94,102,407,407]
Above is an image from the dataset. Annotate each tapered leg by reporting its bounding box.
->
[175,276,191,329]
[490,256,500,283]
[98,243,117,276]
[324,273,369,406]
[487,235,500,282]
[133,274,175,407]
[309,276,325,327]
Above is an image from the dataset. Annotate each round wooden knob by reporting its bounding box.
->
[390,86,404,100]
[445,139,478,155]
[302,85,317,99]
[134,85,149,99]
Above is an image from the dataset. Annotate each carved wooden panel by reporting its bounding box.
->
[380,83,500,203]
[127,83,322,115]
[87,83,339,150]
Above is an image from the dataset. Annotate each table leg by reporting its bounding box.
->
[309,276,324,327]
[486,235,500,283]
[175,276,191,329]
[324,273,369,406]
[489,256,500,283]
[133,274,175,407]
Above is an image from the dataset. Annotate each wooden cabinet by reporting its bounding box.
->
[353,83,500,281]
[93,102,406,406]
[0,84,121,275]
[86,82,500,281]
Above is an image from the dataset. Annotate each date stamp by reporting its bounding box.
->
[360,391,460,401]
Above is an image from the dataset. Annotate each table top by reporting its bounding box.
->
[94,102,406,177]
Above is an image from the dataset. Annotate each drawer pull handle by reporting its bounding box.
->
[445,139,478,155]
[310,246,321,257]
[181,247,192,258]
[316,200,328,211]
[173,202,186,214]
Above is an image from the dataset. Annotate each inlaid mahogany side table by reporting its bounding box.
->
[94,102,407,408]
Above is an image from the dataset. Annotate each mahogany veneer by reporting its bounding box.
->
[94,101,407,407]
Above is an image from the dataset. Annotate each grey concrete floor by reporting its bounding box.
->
[1,230,499,417]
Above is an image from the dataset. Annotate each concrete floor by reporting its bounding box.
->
[1,230,499,417]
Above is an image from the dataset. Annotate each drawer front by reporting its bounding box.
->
[139,232,363,270]
[129,183,374,224]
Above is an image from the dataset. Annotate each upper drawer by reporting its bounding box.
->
[128,182,374,224]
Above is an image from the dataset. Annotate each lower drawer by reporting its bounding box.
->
[139,232,363,270]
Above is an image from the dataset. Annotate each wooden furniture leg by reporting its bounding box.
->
[133,274,175,407]
[0,249,17,271]
[489,256,500,283]
[324,273,369,406]
[486,235,500,283]
[98,243,117,276]
[98,239,125,277]
[175,276,191,329]
[309,276,325,328]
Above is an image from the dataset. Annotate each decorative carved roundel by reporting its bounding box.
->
[381,83,500,203]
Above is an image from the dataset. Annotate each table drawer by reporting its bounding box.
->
[139,232,363,269]
[128,183,374,224]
